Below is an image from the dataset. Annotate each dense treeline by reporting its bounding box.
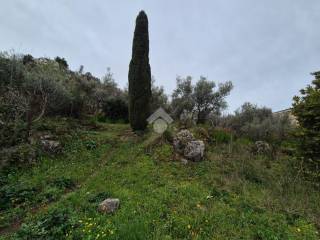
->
[0,53,127,138]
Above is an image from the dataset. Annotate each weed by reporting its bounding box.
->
[14,208,75,240]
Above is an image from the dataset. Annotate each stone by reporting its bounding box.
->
[40,140,61,154]
[98,198,120,214]
[40,134,53,140]
[183,140,205,161]
[173,129,195,153]
[181,158,189,164]
[252,141,271,155]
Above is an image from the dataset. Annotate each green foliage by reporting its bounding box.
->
[84,139,97,150]
[171,76,233,123]
[292,71,320,182]
[171,76,194,119]
[219,102,293,142]
[194,77,233,123]
[0,53,127,133]
[0,123,319,239]
[68,216,117,239]
[0,120,28,148]
[54,56,68,70]
[0,184,37,211]
[150,76,169,112]
[0,52,24,88]
[152,143,174,162]
[15,208,75,240]
[22,54,34,66]
[128,11,152,131]
[87,192,111,204]
[163,128,174,143]
[102,98,128,123]
[193,126,210,141]
[0,144,37,169]
[47,177,76,190]
[210,127,232,144]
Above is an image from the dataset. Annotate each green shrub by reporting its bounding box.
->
[0,143,37,169]
[210,128,232,144]
[84,140,97,150]
[218,102,293,143]
[15,207,75,240]
[0,184,37,211]
[102,98,128,123]
[163,128,174,143]
[0,120,28,148]
[87,192,111,204]
[47,177,76,190]
[41,187,64,203]
[292,71,320,183]
[193,126,210,141]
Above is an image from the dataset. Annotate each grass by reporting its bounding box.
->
[0,123,319,239]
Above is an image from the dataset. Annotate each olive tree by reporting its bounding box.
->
[171,76,233,124]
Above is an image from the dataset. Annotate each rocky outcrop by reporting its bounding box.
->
[184,140,205,162]
[173,129,205,162]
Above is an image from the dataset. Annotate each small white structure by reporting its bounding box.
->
[147,107,173,134]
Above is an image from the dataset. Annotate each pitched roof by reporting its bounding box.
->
[147,107,173,124]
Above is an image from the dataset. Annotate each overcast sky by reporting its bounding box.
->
[1,0,320,112]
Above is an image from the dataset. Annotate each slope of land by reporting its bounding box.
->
[0,123,319,239]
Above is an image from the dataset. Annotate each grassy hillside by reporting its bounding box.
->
[0,122,319,240]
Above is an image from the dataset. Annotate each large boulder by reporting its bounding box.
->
[173,129,195,154]
[98,198,120,214]
[173,129,205,162]
[184,140,205,162]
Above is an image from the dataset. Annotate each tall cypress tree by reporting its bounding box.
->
[128,11,151,131]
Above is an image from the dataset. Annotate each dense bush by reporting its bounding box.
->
[0,183,37,211]
[0,143,37,168]
[292,71,320,182]
[0,120,28,148]
[210,127,233,144]
[15,208,75,240]
[0,53,128,125]
[0,52,131,168]
[218,102,293,142]
[102,98,128,123]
